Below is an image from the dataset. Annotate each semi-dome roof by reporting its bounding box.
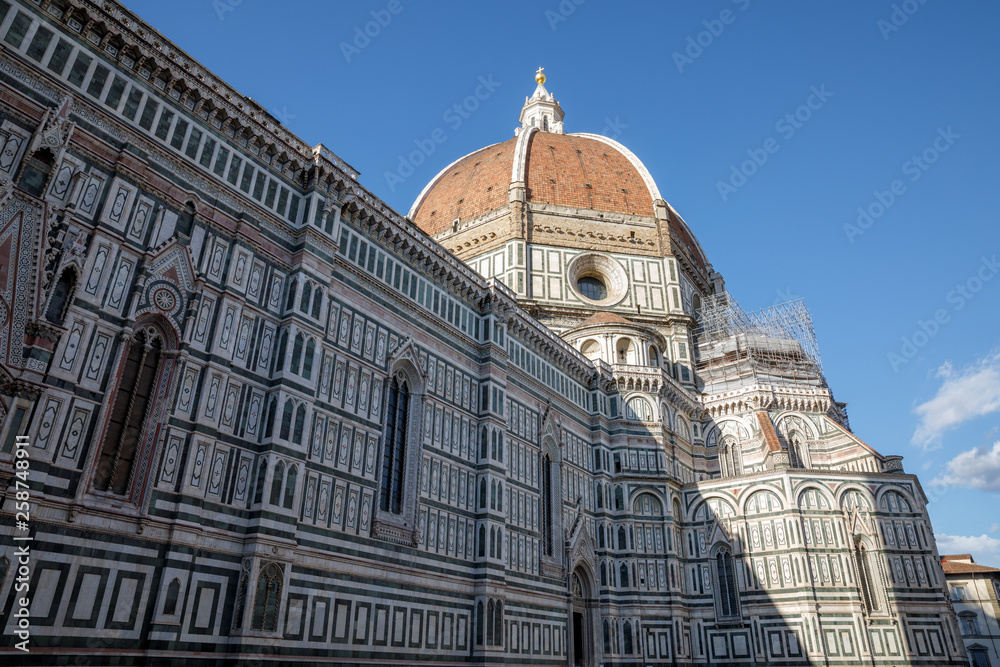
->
[410,131,660,235]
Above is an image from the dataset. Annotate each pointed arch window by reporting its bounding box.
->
[274,330,288,373]
[94,326,168,496]
[379,376,409,514]
[788,432,808,468]
[311,291,323,319]
[713,547,740,620]
[856,539,882,613]
[720,437,742,478]
[300,282,312,312]
[493,600,503,647]
[45,268,76,325]
[623,620,633,654]
[476,600,485,645]
[292,405,305,445]
[263,398,277,439]
[164,578,181,616]
[542,454,554,556]
[250,562,283,631]
[279,400,293,440]
[253,460,267,505]
[269,461,284,506]
[283,465,297,509]
[303,339,315,380]
[290,333,303,374]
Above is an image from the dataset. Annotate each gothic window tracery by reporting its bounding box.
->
[94,324,169,497]
[379,375,409,514]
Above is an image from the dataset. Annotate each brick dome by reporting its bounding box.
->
[409,131,661,235]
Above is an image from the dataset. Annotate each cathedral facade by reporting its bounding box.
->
[0,1,967,665]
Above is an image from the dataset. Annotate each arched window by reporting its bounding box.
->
[290,333,303,374]
[618,526,627,550]
[614,485,624,511]
[714,548,740,619]
[491,431,497,459]
[285,281,297,312]
[497,482,503,512]
[273,330,288,373]
[379,377,409,514]
[856,540,881,613]
[490,480,497,510]
[283,465,297,509]
[18,148,54,196]
[163,578,181,616]
[600,562,607,586]
[476,600,484,645]
[300,282,312,312]
[623,620,633,654]
[788,432,808,469]
[311,291,323,319]
[303,339,315,380]
[253,459,267,505]
[603,619,610,654]
[94,326,166,495]
[599,525,606,548]
[250,562,282,631]
[269,461,284,506]
[486,600,495,646]
[489,527,496,559]
[493,600,503,648]
[480,426,488,460]
[264,398,277,439]
[721,438,742,478]
[478,524,486,558]
[45,268,76,325]
[479,478,487,509]
[292,405,305,445]
[542,454,554,556]
[497,433,503,463]
[620,563,629,587]
[649,346,659,367]
[279,400,293,440]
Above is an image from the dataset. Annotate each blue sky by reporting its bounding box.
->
[125,1,1000,563]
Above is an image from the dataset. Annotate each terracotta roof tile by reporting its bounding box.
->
[576,311,632,327]
[412,138,517,234]
[941,561,1000,574]
[411,132,657,236]
[756,412,782,452]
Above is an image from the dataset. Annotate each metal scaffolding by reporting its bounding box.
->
[694,291,826,393]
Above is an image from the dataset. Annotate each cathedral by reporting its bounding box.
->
[0,1,969,665]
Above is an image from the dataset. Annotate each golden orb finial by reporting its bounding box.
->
[535,67,545,84]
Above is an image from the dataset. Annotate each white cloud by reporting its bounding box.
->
[912,350,1000,449]
[935,533,1000,568]
[931,441,1000,492]
[992,523,1000,533]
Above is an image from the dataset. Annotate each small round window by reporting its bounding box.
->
[577,276,608,301]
